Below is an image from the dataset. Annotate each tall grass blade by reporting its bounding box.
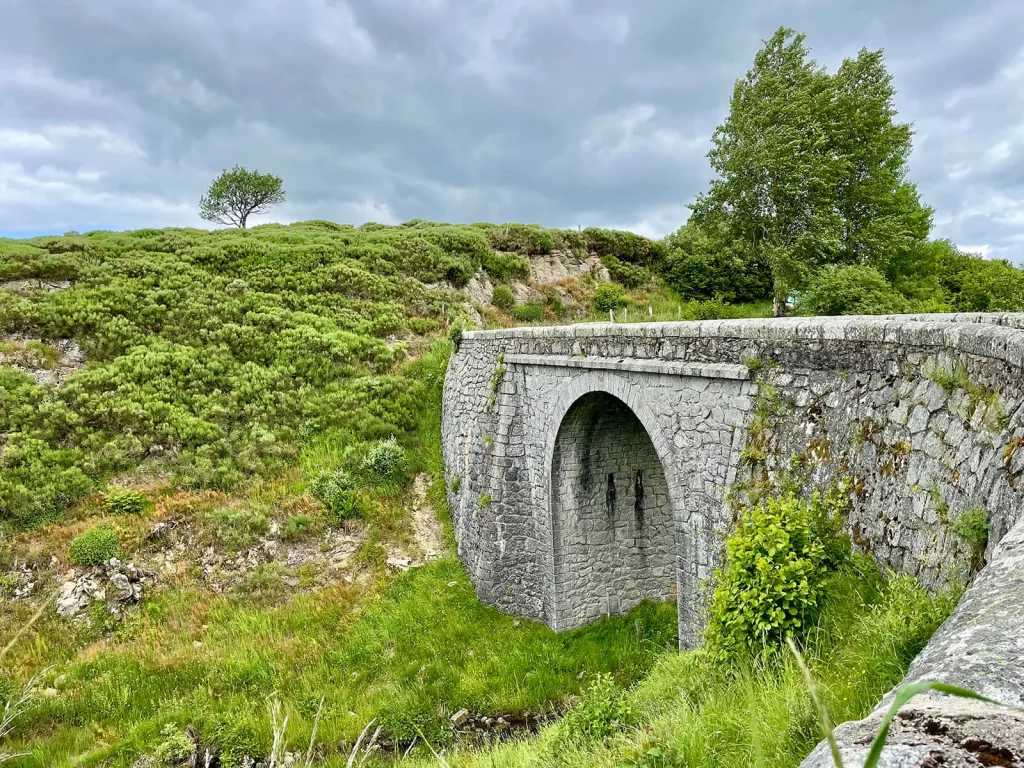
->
[787,637,843,768]
[415,725,453,768]
[347,718,377,768]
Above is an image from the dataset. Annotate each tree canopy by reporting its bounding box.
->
[199,165,286,229]
[684,27,934,311]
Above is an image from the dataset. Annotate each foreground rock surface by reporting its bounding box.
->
[800,516,1024,767]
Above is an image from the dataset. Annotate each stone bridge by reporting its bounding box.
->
[442,313,1024,764]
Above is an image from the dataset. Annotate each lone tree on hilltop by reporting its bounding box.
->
[199,165,285,228]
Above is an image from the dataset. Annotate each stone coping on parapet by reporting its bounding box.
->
[459,313,1024,369]
[503,354,751,380]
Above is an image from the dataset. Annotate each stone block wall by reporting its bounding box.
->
[441,313,1024,644]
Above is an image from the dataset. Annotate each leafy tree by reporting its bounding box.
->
[689,28,932,312]
[661,222,771,303]
[795,264,909,316]
[199,165,286,228]
[957,260,1024,312]
[934,241,1024,312]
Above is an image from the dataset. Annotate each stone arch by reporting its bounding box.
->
[542,372,694,633]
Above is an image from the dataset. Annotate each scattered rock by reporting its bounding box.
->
[56,572,103,617]
[106,572,134,612]
[146,520,177,543]
[450,708,471,727]
[0,278,71,294]
[57,560,151,618]
[386,556,412,572]
[0,334,86,387]
[12,569,35,599]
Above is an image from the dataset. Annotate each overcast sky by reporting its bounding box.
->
[0,1,1021,261]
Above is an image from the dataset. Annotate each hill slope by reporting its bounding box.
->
[0,220,696,528]
[0,220,713,766]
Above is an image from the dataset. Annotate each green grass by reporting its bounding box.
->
[4,550,950,766]
[399,562,958,768]
[4,562,677,766]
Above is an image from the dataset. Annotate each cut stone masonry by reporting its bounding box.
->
[442,312,1024,766]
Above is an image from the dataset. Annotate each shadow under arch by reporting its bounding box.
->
[542,372,694,637]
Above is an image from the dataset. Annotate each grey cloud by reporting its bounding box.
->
[0,0,1020,261]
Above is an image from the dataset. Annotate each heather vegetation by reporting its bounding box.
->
[0,219,704,531]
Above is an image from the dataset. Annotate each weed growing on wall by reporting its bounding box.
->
[924,358,1006,431]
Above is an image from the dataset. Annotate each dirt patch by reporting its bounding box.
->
[385,473,445,572]
[409,473,444,563]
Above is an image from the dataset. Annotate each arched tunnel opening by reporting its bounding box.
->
[550,391,676,629]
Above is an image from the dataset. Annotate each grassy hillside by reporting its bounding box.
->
[0,221,954,767]
[0,221,757,765]
[0,220,765,530]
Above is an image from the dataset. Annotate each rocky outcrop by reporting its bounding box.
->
[799,515,1024,767]
[56,559,151,618]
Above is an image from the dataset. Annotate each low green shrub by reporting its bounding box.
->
[202,711,265,768]
[511,303,544,322]
[795,265,910,316]
[491,284,516,312]
[309,469,361,523]
[201,506,269,552]
[361,436,407,486]
[557,672,636,745]
[407,317,440,335]
[487,224,555,255]
[593,283,628,313]
[584,228,658,265]
[706,489,850,658]
[232,562,287,604]
[484,251,531,282]
[103,486,147,516]
[152,724,195,766]
[543,288,566,317]
[600,255,651,288]
[281,513,314,540]
[694,297,733,320]
[68,524,120,566]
